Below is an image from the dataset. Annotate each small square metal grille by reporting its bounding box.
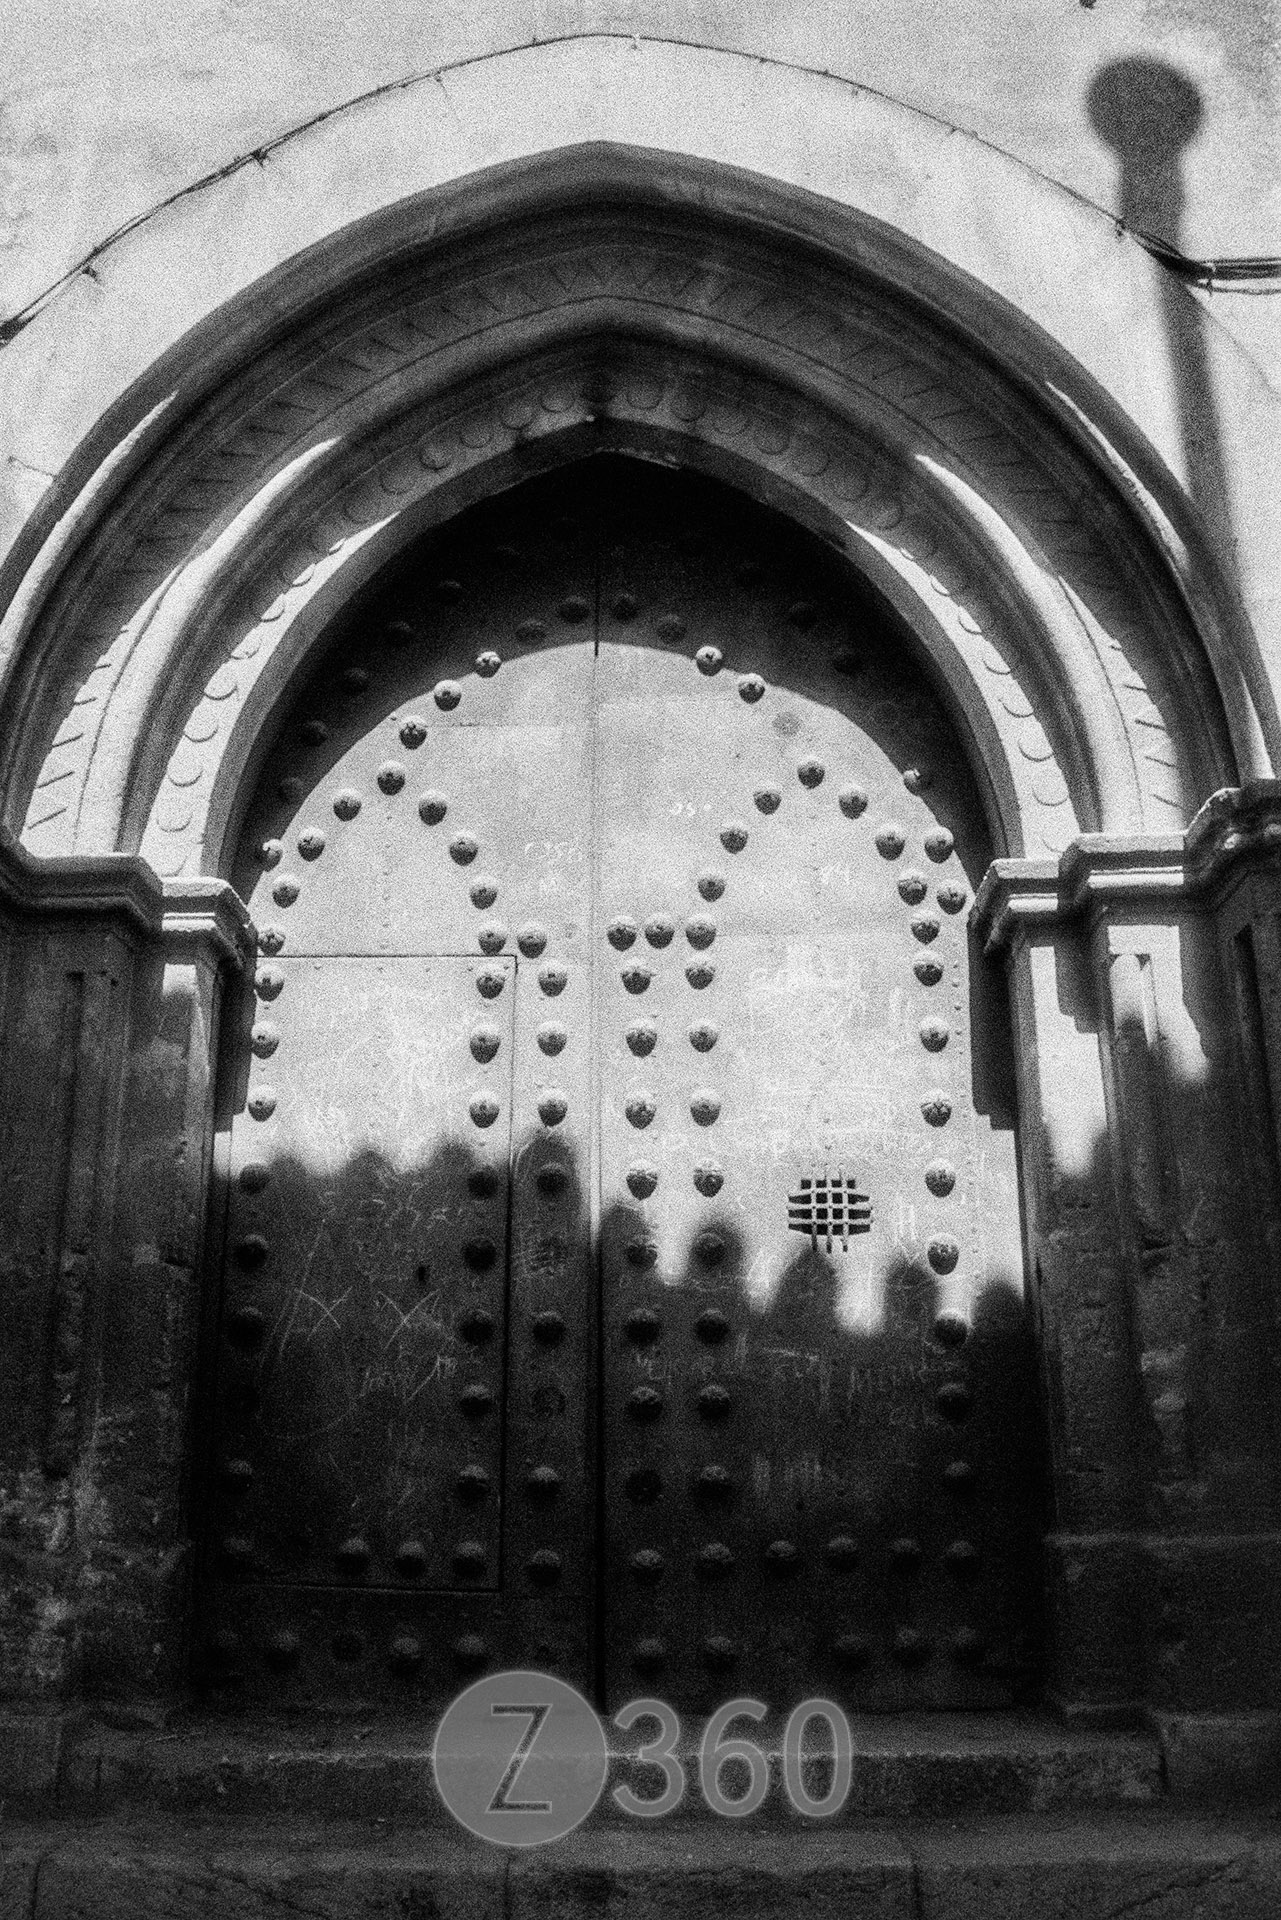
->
[787,1174,872,1253]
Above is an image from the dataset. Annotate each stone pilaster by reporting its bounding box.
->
[0,833,251,1700]
[977,869,1149,1714]
[978,799,1281,1724]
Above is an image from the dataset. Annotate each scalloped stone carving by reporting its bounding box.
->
[12,215,1218,874]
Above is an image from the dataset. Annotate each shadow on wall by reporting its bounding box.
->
[1086,59,1235,582]
[166,852,1281,1723]
[193,1122,1046,1712]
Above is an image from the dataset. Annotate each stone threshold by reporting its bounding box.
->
[4,1809,1281,1919]
[0,1709,1164,1821]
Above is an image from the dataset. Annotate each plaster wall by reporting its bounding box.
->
[2,0,1276,293]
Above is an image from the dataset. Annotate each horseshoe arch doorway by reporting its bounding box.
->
[195,456,1044,1714]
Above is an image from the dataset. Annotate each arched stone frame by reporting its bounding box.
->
[3,150,1280,1728]
[0,174,1247,876]
[2,41,1277,778]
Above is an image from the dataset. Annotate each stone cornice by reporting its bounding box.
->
[1058,838,1189,918]
[0,829,253,968]
[0,829,162,936]
[975,787,1281,951]
[160,880,256,970]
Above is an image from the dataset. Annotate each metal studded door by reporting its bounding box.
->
[198,494,602,1700]
[196,459,1043,1710]
[593,478,1039,1710]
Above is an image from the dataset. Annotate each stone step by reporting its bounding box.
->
[4,1811,1281,1919]
[8,1712,1163,1821]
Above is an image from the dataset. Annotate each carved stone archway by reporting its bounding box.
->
[1,156,1279,1762]
[2,180,1244,878]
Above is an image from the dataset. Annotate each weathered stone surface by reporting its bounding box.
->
[3,0,1275,302]
[1156,1710,1281,1805]
[0,1840,41,1920]
[27,1713,1160,1823]
[0,1708,63,1806]
[13,1815,1281,1920]
[507,1829,914,1919]
[33,1824,504,1920]
[913,1815,1279,1920]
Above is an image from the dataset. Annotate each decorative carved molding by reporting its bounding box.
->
[975,848,1190,950]
[0,827,252,968]
[160,881,256,970]
[6,207,1234,876]
[1185,781,1281,894]
[138,357,1088,877]
[0,829,161,937]
[974,787,1281,950]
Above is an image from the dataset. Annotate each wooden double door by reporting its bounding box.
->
[197,459,1042,1712]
